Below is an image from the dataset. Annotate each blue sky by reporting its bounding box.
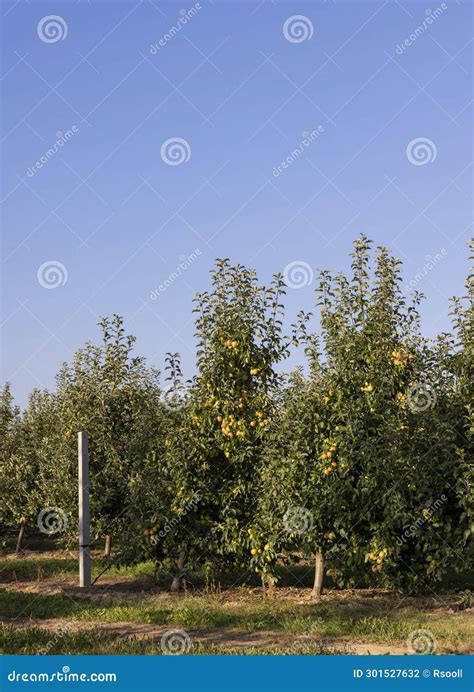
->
[1,0,472,406]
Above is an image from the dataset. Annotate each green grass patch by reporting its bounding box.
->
[1,588,469,650]
[0,625,338,656]
[0,557,157,582]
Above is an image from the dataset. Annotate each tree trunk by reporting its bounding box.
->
[104,534,111,558]
[311,552,324,601]
[16,525,25,556]
[170,549,186,592]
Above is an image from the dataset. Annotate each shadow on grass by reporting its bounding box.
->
[1,586,469,651]
[0,624,342,655]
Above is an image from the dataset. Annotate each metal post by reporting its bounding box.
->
[78,431,91,587]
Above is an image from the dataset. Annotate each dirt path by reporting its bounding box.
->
[2,617,470,655]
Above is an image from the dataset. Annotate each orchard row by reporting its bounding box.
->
[1,236,472,595]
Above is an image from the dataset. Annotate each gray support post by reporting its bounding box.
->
[78,431,91,587]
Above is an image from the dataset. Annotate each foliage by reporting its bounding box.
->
[257,237,473,590]
[1,240,472,594]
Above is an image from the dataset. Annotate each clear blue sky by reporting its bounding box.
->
[1,0,472,406]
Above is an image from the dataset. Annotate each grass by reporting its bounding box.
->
[0,557,318,594]
[1,553,472,655]
[1,587,470,649]
[0,557,157,582]
[2,551,471,590]
[0,625,340,655]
